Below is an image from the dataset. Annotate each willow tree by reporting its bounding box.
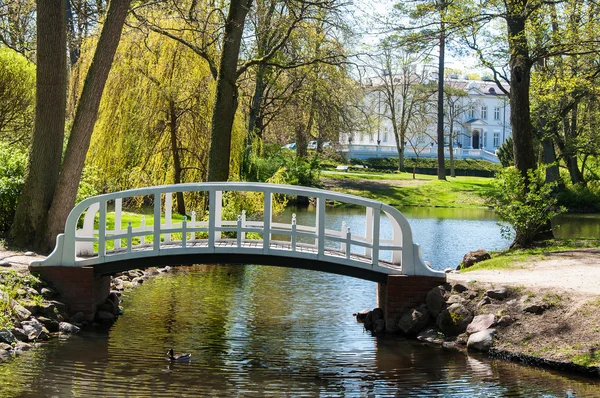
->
[133,0,348,182]
[87,28,219,205]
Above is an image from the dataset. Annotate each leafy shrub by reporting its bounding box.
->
[0,143,27,233]
[487,166,565,247]
[496,137,514,167]
[247,148,321,187]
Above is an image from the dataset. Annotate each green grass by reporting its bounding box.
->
[461,239,600,272]
[90,209,188,251]
[322,170,495,208]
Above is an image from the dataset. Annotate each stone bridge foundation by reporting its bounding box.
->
[30,266,110,320]
[377,275,446,332]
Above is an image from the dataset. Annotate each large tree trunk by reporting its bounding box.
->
[436,21,446,181]
[10,0,67,249]
[42,0,131,251]
[168,98,186,215]
[207,0,252,182]
[506,11,535,178]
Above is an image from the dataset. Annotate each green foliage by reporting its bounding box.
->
[487,166,566,247]
[0,143,27,233]
[0,47,35,148]
[496,137,514,168]
[247,147,321,188]
[350,157,501,173]
[556,181,600,212]
[76,165,101,203]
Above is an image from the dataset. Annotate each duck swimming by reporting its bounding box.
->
[167,348,191,361]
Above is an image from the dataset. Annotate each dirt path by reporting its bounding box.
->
[448,248,600,295]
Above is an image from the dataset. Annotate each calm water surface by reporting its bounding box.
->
[1,207,599,397]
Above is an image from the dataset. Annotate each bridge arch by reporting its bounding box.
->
[30,183,444,320]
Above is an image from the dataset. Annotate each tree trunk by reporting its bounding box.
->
[506,12,535,178]
[449,139,455,178]
[436,21,446,181]
[42,0,131,251]
[10,0,67,249]
[168,98,186,215]
[207,0,252,182]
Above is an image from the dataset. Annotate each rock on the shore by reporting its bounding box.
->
[0,329,17,344]
[486,287,509,300]
[466,314,495,334]
[426,285,449,319]
[354,309,370,322]
[398,305,430,336]
[373,319,386,333]
[467,329,496,352]
[459,249,491,270]
[95,311,115,324]
[436,303,473,336]
[59,322,80,334]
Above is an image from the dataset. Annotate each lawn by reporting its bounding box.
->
[321,170,495,208]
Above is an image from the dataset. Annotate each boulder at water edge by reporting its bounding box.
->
[398,305,430,336]
[459,249,491,270]
[436,303,473,336]
[467,329,496,352]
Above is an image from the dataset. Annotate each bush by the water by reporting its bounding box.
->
[487,166,565,247]
[246,145,321,187]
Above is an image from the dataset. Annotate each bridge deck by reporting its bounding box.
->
[81,239,402,272]
[34,183,444,278]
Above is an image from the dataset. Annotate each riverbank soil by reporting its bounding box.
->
[448,248,600,370]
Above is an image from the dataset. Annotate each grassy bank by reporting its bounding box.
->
[461,239,600,272]
[321,170,494,208]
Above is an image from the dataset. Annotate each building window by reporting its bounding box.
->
[469,106,475,119]
[482,131,487,147]
[493,132,500,147]
[383,128,388,142]
[494,107,501,120]
[369,133,374,142]
[481,106,487,119]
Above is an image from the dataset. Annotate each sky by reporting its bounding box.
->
[350,0,485,75]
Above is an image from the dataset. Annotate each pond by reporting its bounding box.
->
[1,206,599,397]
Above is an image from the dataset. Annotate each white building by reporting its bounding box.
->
[339,76,511,163]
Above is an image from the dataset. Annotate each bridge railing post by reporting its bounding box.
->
[316,197,325,259]
[371,208,380,267]
[291,213,297,251]
[208,190,216,249]
[236,214,242,248]
[98,199,107,259]
[127,221,133,253]
[241,210,246,243]
[153,192,161,254]
[263,192,272,252]
[346,227,352,259]
[164,192,172,243]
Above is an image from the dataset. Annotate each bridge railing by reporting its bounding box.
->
[34,183,442,276]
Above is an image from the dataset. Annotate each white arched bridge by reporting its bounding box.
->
[31,183,443,283]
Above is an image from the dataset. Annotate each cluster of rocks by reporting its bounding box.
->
[0,279,81,360]
[357,281,556,354]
